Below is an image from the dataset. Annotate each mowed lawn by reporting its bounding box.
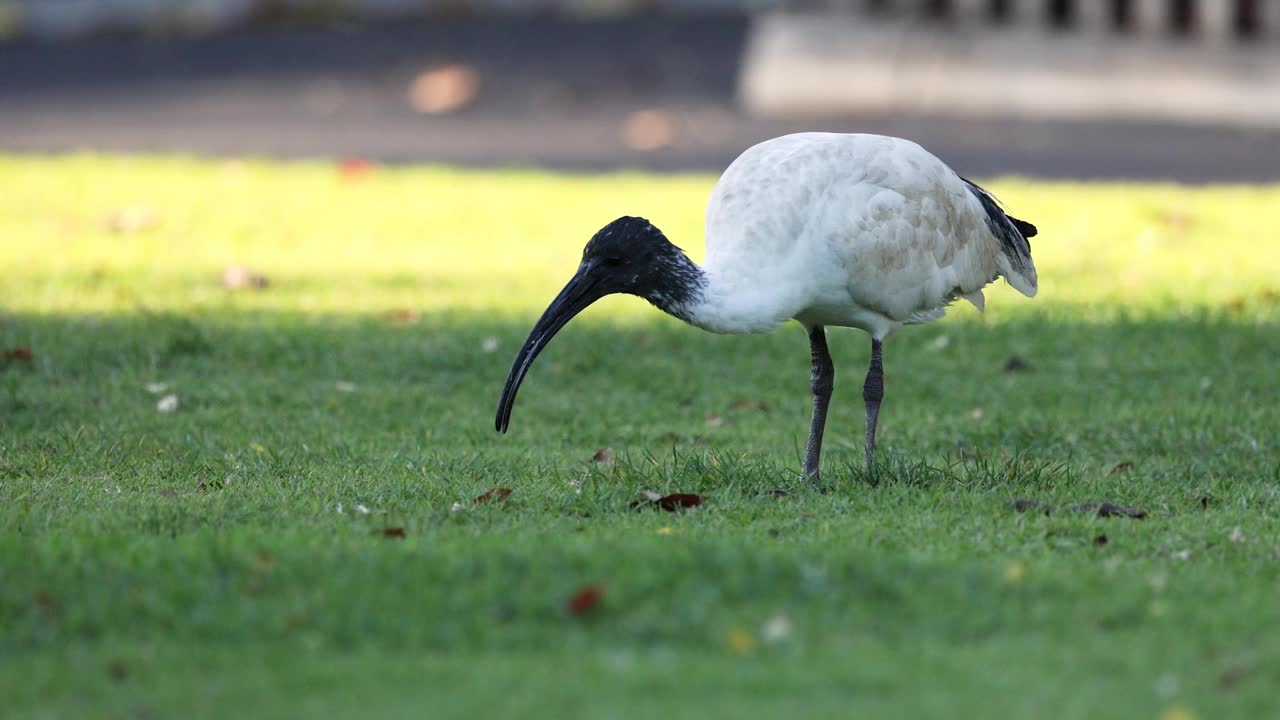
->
[2,155,1278,719]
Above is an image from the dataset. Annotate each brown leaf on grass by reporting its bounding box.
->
[565,585,605,615]
[3,346,33,363]
[592,448,613,464]
[1003,355,1030,373]
[730,399,768,412]
[1219,664,1248,690]
[384,308,421,324]
[375,527,406,539]
[1158,209,1195,232]
[106,206,160,235]
[1010,499,1054,515]
[1110,461,1134,474]
[621,109,678,151]
[1070,502,1148,519]
[630,492,702,512]
[338,157,375,181]
[408,64,480,115]
[221,266,270,290]
[1010,499,1146,519]
[473,487,513,504]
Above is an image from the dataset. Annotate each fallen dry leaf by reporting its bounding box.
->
[385,308,421,324]
[730,399,768,412]
[106,206,160,234]
[408,64,480,114]
[1010,499,1147,519]
[1003,355,1030,372]
[630,492,702,512]
[221,266,270,290]
[592,448,613,464]
[1009,498,1053,514]
[375,527,406,539]
[1109,461,1134,474]
[726,628,754,655]
[565,585,605,615]
[473,487,513,505]
[621,109,678,151]
[1074,502,1148,519]
[3,346,33,362]
[338,157,375,181]
[1159,705,1198,720]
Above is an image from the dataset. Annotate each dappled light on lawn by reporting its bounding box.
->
[3,154,1279,319]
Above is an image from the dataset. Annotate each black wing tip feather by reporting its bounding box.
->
[1011,218,1037,239]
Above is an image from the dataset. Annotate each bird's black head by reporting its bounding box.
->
[494,216,702,433]
[578,216,697,301]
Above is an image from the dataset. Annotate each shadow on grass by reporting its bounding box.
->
[2,308,1277,478]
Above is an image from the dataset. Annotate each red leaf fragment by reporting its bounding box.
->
[339,157,376,181]
[1009,499,1146,519]
[375,527,406,539]
[630,492,702,512]
[473,487,513,504]
[592,448,613,464]
[3,346,33,362]
[565,585,605,615]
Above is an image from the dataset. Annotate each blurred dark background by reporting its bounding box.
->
[3,0,1280,180]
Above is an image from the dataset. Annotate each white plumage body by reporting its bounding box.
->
[682,132,1038,339]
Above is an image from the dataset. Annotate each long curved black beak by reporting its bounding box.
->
[495,262,603,433]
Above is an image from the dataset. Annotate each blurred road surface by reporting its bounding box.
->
[2,17,1279,181]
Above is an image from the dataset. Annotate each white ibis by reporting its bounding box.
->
[496,132,1038,479]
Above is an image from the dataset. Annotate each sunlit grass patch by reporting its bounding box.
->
[2,154,1278,719]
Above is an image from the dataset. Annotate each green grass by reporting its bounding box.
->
[2,154,1278,719]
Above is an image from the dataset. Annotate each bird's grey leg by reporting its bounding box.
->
[804,326,835,481]
[862,339,884,471]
